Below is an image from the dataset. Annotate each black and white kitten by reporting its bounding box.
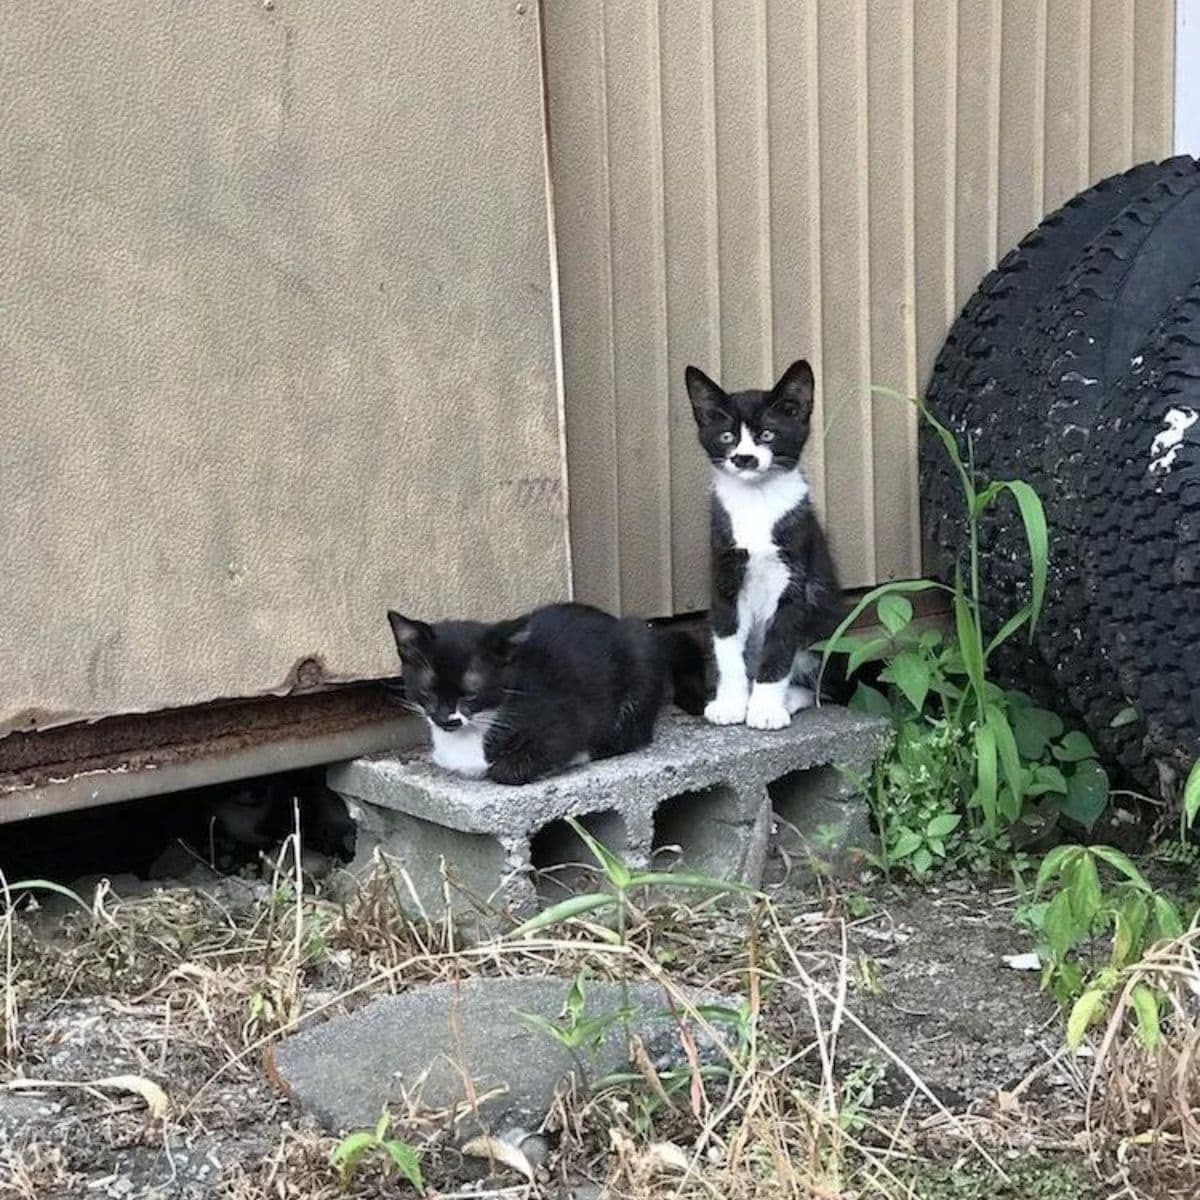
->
[386,602,705,785]
[685,359,841,730]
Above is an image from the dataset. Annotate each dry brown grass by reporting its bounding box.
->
[0,847,1163,1198]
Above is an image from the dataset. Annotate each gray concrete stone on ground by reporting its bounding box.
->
[271,976,727,1137]
[329,708,889,916]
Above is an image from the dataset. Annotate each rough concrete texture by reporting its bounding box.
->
[271,976,726,1137]
[769,766,877,879]
[329,708,889,915]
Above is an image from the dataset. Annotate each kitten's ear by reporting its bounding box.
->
[387,610,434,662]
[481,615,531,661]
[770,359,815,421]
[684,365,730,426]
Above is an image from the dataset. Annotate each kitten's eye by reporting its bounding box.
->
[718,431,735,445]
[759,430,776,443]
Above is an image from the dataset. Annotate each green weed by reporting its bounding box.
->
[820,393,1109,878]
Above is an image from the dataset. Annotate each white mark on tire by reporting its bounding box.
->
[1062,370,1099,386]
[1149,406,1199,475]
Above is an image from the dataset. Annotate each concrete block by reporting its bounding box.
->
[328,708,889,918]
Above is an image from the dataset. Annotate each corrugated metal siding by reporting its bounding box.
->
[545,0,1175,615]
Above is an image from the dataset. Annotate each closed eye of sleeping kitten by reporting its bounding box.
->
[685,358,842,730]
[386,602,706,785]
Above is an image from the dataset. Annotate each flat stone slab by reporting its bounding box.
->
[330,708,888,836]
[271,976,727,1138]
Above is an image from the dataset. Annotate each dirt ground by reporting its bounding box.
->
[0,859,1192,1199]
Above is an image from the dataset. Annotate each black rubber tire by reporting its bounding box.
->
[920,157,1199,605]
[1080,284,1200,790]
[1025,172,1200,772]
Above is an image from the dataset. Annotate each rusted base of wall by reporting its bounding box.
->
[0,685,419,825]
[0,599,947,826]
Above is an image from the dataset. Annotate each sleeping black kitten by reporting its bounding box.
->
[386,602,705,785]
[685,358,842,729]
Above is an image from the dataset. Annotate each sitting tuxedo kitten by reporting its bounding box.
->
[386,603,705,785]
[685,358,841,730]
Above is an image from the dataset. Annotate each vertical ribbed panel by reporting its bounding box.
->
[545,0,1176,614]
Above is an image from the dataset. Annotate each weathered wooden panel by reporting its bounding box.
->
[545,0,1176,612]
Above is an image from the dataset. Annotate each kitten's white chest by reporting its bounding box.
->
[713,470,809,627]
[428,713,495,778]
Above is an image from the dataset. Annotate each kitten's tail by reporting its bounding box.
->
[660,628,708,717]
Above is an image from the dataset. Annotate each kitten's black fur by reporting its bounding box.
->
[685,359,843,727]
[387,602,705,785]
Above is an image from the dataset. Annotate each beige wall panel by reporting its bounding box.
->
[766,1,826,509]
[661,4,723,614]
[546,0,1176,615]
[1,1,567,732]
[998,0,1048,253]
[815,2,874,585]
[867,0,920,580]
[954,1,1002,310]
[603,1,673,616]
[913,2,958,398]
[545,3,622,615]
[1044,0,1092,209]
[1090,0,1136,178]
[1133,0,1176,160]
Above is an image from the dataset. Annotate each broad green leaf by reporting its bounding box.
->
[849,682,892,717]
[1067,852,1102,927]
[1113,892,1148,966]
[973,722,998,825]
[880,650,931,713]
[383,1140,425,1192]
[891,829,923,860]
[953,587,986,708]
[1091,846,1151,890]
[331,1132,378,1183]
[1130,985,1161,1050]
[877,593,913,635]
[998,480,1049,635]
[848,635,893,677]
[509,892,616,936]
[987,705,1024,812]
[566,817,632,888]
[925,812,961,838]
[1061,760,1110,831]
[1067,987,1109,1049]
[1152,893,1184,940]
[1036,844,1082,889]
[566,974,586,1020]
[1053,730,1098,764]
[1110,705,1140,729]
[919,627,944,650]
[1028,764,1068,796]
[818,578,950,692]
[911,847,934,875]
[1011,706,1065,761]
[1185,760,1200,833]
[1042,889,1081,959]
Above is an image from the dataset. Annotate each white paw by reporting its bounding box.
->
[786,685,816,714]
[746,693,792,730]
[705,694,748,725]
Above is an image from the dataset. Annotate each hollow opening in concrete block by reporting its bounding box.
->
[650,784,746,878]
[766,765,870,882]
[530,809,628,903]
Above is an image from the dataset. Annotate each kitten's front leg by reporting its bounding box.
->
[746,602,810,730]
[705,524,750,725]
[706,629,750,724]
